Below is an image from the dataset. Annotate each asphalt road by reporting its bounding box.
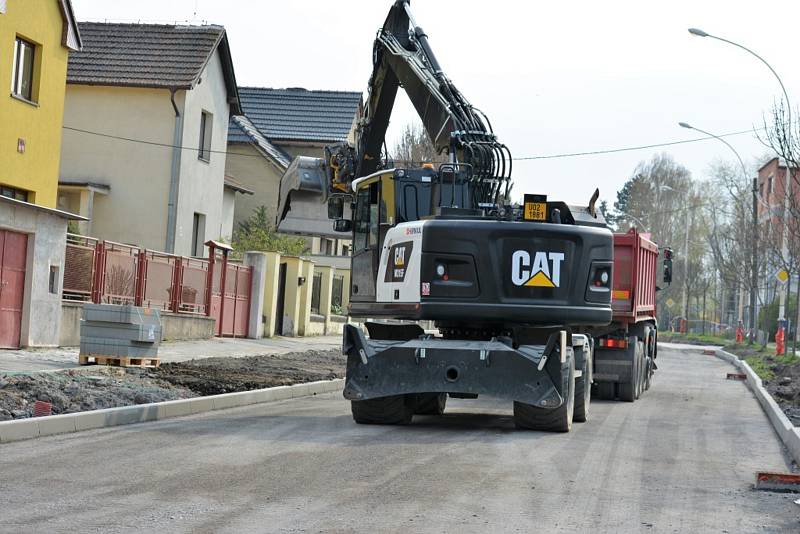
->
[1,345,799,533]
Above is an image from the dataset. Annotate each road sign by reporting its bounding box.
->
[776,269,790,285]
[666,298,675,308]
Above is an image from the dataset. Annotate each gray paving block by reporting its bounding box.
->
[82,304,161,326]
[0,418,39,443]
[37,414,78,437]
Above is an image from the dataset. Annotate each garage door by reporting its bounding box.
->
[0,230,27,349]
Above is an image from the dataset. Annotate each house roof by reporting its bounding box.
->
[0,195,87,221]
[228,115,292,169]
[224,175,254,195]
[236,87,362,143]
[68,22,241,113]
[58,0,82,51]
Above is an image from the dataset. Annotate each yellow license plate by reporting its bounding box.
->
[524,202,547,221]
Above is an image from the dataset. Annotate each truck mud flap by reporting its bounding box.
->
[342,324,567,408]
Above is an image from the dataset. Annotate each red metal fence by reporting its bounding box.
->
[63,234,252,337]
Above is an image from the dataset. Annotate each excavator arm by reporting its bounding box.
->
[276,0,512,237]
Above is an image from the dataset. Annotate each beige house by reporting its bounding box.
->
[226,87,362,259]
[58,22,247,256]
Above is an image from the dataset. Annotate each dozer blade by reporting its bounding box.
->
[276,156,349,238]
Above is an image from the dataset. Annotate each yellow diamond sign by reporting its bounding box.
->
[776,269,790,285]
[666,298,675,308]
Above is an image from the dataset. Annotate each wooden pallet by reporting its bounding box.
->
[79,354,161,368]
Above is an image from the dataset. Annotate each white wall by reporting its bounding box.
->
[0,202,67,347]
[175,50,231,257]
[60,85,177,250]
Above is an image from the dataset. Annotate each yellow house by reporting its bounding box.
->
[0,0,81,207]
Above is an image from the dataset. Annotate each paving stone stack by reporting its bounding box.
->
[79,304,162,366]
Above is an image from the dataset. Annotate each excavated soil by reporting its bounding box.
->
[0,349,345,421]
[763,360,800,426]
[152,349,345,396]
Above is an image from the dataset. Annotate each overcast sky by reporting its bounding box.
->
[70,0,800,206]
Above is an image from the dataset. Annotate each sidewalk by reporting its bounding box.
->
[0,335,342,374]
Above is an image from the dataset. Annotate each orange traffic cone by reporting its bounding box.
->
[736,324,744,344]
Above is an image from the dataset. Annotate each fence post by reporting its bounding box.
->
[243,252,267,339]
[205,249,215,317]
[170,256,182,313]
[134,249,146,307]
[91,240,105,304]
[217,246,229,336]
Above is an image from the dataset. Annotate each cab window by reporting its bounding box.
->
[354,182,381,251]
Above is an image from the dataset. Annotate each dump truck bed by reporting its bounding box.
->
[610,229,659,324]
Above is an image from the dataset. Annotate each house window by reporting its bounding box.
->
[767,175,774,198]
[191,213,206,257]
[198,111,212,162]
[11,37,36,102]
[0,184,29,202]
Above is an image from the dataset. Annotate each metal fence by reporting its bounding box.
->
[62,235,251,328]
[310,272,323,315]
[332,274,344,312]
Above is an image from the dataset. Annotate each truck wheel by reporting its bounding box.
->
[514,349,575,432]
[351,395,414,425]
[596,382,615,400]
[635,340,645,400]
[573,344,591,423]
[618,336,638,402]
[644,356,653,391]
[413,393,447,415]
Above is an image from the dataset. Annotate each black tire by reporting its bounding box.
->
[573,344,591,423]
[514,348,575,432]
[618,336,638,402]
[413,393,447,415]
[596,382,615,400]
[635,341,645,400]
[644,355,653,391]
[351,395,414,425]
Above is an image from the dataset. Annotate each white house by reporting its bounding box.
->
[58,22,245,256]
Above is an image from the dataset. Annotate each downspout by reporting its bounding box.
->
[166,88,184,253]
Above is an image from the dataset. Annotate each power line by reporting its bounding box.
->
[512,128,763,161]
[63,124,764,163]
[62,125,265,158]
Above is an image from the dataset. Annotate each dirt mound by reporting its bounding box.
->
[0,367,194,421]
[153,349,345,396]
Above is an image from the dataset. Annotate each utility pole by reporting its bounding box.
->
[750,177,758,344]
[681,204,691,328]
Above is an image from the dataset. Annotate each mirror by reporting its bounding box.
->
[662,247,673,285]
[327,197,344,219]
[333,219,352,233]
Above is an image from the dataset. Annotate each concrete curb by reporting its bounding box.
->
[715,349,800,465]
[0,378,344,444]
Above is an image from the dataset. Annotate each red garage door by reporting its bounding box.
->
[0,230,27,349]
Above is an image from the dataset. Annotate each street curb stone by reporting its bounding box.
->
[715,349,800,465]
[0,378,344,444]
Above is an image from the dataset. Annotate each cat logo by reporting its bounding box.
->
[511,250,565,288]
[394,246,406,267]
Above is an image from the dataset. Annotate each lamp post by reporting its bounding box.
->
[679,122,758,340]
[689,27,792,329]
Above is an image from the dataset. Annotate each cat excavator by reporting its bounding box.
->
[276,0,614,431]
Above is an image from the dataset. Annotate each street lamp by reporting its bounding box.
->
[688,27,793,325]
[679,121,759,341]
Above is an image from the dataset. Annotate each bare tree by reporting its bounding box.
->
[391,123,447,166]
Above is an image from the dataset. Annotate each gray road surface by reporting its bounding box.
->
[1,345,798,533]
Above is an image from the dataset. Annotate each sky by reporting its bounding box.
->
[70,0,800,207]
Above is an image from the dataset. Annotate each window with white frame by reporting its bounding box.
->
[11,37,36,102]
[198,111,213,162]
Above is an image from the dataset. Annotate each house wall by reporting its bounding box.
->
[226,143,282,226]
[60,85,178,250]
[0,201,67,347]
[221,187,236,241]
[0,0,71,208]
[175,50,230,256]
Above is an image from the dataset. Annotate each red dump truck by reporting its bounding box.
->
[592,228,672,402]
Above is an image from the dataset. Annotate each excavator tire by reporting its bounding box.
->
[351,395,414,425]
[413,393,447,415]
[514,350,575,432]
[573,344,591,423]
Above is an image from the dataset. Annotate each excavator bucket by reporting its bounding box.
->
[276,156,350,239]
